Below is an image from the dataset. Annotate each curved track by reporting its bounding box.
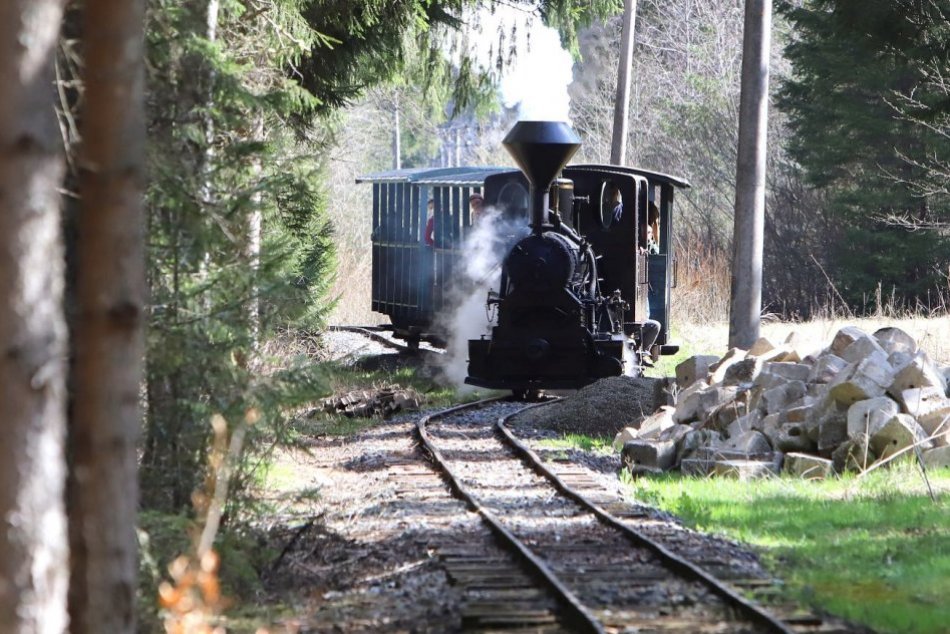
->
[416,399,828,634]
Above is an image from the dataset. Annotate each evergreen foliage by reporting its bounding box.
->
[777,0,950,308]
[142,0,335,512]
[296,0,619,114]
[138,0,618,517]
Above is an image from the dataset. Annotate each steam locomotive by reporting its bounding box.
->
[358,120,688,392]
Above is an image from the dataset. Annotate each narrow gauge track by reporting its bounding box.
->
[417,399,832,634]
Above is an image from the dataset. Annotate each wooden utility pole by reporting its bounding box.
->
[393,96,402,170]
[610,0,638,165]
[70,0,146,631]
[0,0,70,630]
[728,0,772,349]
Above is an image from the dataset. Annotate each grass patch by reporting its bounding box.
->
[623,465,950,634]
[538,433,614,453]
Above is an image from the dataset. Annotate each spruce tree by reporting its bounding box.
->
[777,0,950,307]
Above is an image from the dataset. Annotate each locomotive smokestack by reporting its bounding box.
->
[503,121,581,234]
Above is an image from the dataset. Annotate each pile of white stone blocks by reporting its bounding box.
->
[615,326,950,479]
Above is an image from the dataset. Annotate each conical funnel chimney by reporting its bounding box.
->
[503,121,581,233]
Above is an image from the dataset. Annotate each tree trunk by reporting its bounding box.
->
[610,0,638,165]
[729,0,771,349]
[393,96,402,170]
[69,0,146,631]
[0,1,70,631]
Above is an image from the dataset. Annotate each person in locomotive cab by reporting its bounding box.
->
[424,198,436,247]
[639,201,662,365]
[469,193,485,225]
[646,201,660,254]
[604,182,624,224]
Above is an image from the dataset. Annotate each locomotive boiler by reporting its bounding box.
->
[465,121,637,392]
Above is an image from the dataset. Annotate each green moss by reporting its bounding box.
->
[623,466,950,634]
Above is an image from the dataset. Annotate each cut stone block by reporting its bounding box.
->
[696,386,740,423]
[829,353,894,406]
[657,423,692,445]
[830,326,868,356]
[723,358,761,386]
[755,412,782,433]
[709,348,748,384]
[757,346,795,364]
[680,457,715,476]
[721,430,773,455]
[921,445,950,469]
[808,354,849,384]
[763,381,807,415]
[613,426,640,451]
[784,331,819,363]
[748,336,777,357]
[763,362,811,383]
[785,401,813,423]
[637,406,676,440]
[873,327,917,356]
[832,433,875,473]
[869,414,929,459]
[918,409,950,447]
[623,439,677,473]
[764,423,815,453]
[783,453,833,479]
[709,394,750,430]
[818,414,849,455]
[675,429,723,463]
[896,386,946,417]
[676,355,719,389]
[840,335,887,365]
[888,350,914,374]
[888,351,947,398]
[726,414,756,439]
[846,396,899,440]
[712,459,778,480]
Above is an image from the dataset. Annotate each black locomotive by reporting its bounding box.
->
[358,120,688,391]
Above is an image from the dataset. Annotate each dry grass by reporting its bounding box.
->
[674,315,950,364]
[670,241,732,325]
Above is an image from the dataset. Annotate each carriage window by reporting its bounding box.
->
[599,181,622,229]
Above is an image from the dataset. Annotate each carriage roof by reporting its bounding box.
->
[356,164,690,189]
[355,166,514,187]
[568,164,691,189]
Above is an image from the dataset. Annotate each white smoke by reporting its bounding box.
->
[437,207,528,388]
[499,23,574,122]
[471,6,575,122]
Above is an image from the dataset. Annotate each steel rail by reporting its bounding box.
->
[497,400,797,634]
[416,399,605,634]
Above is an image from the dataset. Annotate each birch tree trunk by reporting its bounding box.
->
[69,0,146,631]
[0,0,70,631]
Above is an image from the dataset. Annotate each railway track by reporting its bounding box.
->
[414,398,847,634]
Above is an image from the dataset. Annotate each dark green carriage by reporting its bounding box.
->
[356,166,521,345]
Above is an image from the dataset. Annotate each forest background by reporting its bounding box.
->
[1,0,948,631]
